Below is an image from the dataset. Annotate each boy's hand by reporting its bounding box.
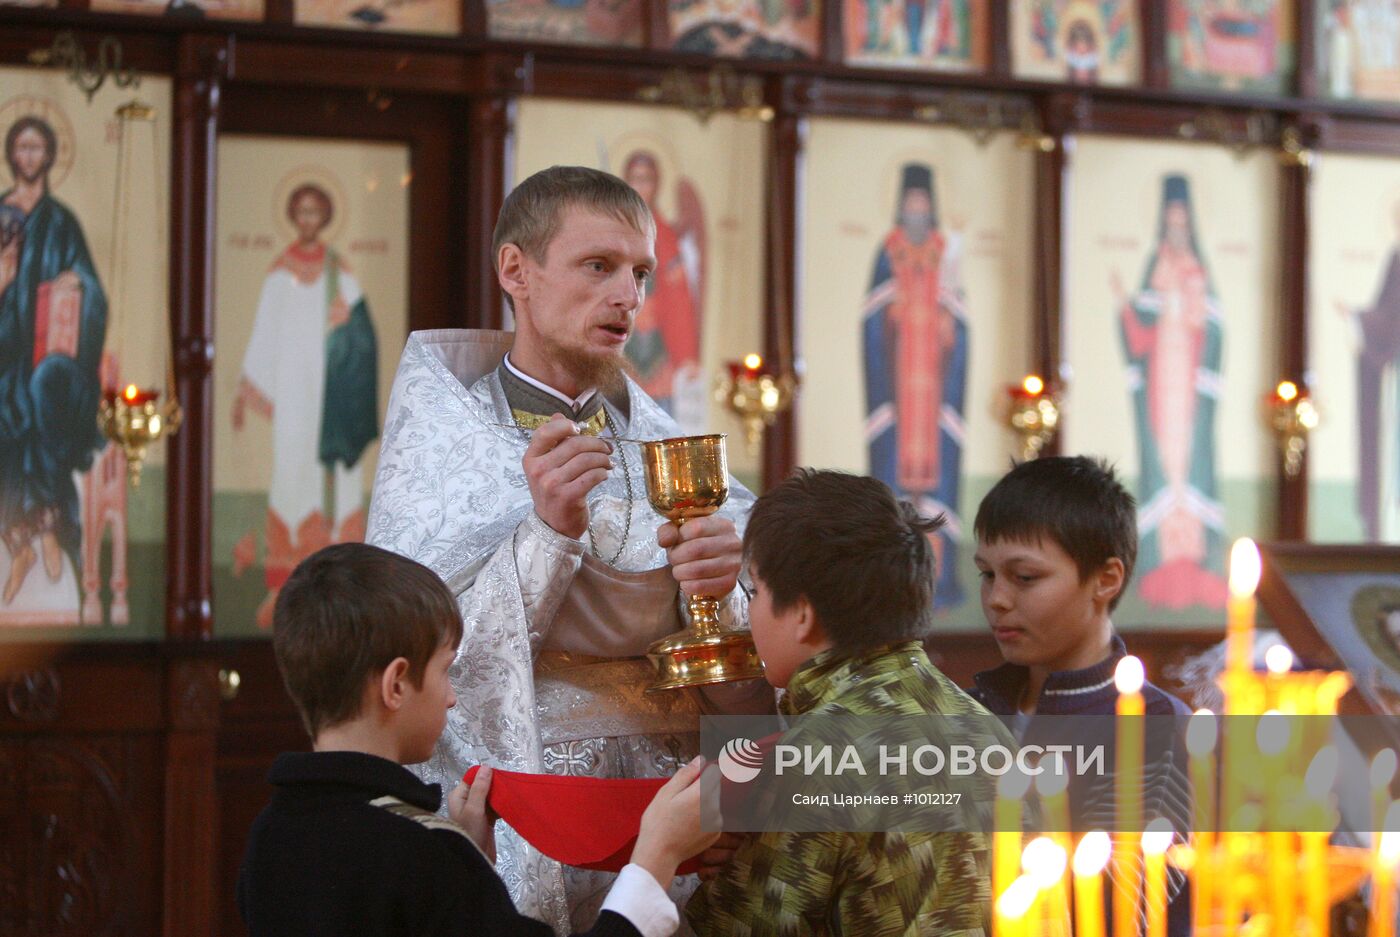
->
[448,767,498,864]
[657,516,741,598]
[631,756,721,889]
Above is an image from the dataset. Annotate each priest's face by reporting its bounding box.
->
[513,206,657,394]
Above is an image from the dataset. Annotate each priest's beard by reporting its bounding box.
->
[544,338,628,398]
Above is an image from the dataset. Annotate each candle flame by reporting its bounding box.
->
[1276,380,1299,402]
[1372,749,1398,790]
[1115,655,1144,695]
[1264,643,1295,675]
[1382,808,1400,865]
[1185,709,1218,756]
[996,875,1039,919]
[1228,538,1262,598]
[1022,374,1045,396]
[1169,844,1196,871]
[1022,835,1067,886]
[1072,830,1112,877]
[743,353,763,370]
[123,383,138,401]
[1318,672,1352,713]
[1142,818,1175,856]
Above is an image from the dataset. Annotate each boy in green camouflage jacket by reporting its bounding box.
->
[686,469,1013,937]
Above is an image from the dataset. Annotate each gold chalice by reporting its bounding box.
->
[641,434,765,692]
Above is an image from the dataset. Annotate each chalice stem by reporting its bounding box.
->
[686,594,723,637]
[674,518,724,637]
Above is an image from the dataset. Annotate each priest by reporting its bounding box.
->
[366,165,772,934]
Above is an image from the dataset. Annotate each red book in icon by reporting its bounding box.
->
[34,276,81,369]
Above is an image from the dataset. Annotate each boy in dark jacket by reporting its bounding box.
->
[237,542,715,937]
[969,456,1192,937]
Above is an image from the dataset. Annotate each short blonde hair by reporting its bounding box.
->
[493,165,654,287]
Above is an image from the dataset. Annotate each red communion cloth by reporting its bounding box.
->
[463,766,703,875]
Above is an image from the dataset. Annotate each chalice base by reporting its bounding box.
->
[645,628,765,692]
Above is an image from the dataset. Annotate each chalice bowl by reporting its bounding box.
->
[641,433,765,692]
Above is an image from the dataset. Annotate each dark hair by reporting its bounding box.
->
[272,542,462,737]
[974,456,1137,611]
[286,183,334,229]
[743,468,945,654]
[5,117,58,180]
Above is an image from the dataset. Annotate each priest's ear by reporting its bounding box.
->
[496,242,529,308]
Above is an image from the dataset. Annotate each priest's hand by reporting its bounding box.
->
[632,756,721,889]
[523,414,615,540]
[696,832,745,881]
[657,515,742,598]
[448,767,498,865]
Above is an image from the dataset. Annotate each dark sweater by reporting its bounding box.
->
[237,751,641,937]
[969,635,1193,937]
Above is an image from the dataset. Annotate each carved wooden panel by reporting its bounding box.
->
[0,741,22,935]
[18,735,162,936]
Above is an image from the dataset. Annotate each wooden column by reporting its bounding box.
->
[1140,0,1168,89]
[467,90,510,329]
[163,34,229,937]
[166,33,226,643]
[1032,93,1077,457]
[762,87,800,492]
[987,0,1011,79]
[1276,123,1316,541]
[1296,0,1319,100]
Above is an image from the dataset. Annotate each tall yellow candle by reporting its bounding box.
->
[1073,832,1112,937]
[1258,707,1297,936]
[1142,820,1174,937]
[1375,751,1398,838]
[998,875,1039,937]
[1185,709,1218,936]
[1036,768,1074,937]
[1221,539,1261,937]
[996,770,1032,937]
[1371,806,1400,937]
[1024,836,1069,937]
[1304,746,1340,937]
[1226,539,1261,676]
[1115,656,1145,937]
[1303,830,1329,937]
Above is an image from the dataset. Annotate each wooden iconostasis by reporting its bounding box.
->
[0,4,1399,932]
[7,0,1400,644]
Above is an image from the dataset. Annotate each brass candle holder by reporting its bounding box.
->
[98,383,182,487]
[716,354,798,455]
[1267,381,1319,479]
[1004,375,1061,462]
[641,433,765,692]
